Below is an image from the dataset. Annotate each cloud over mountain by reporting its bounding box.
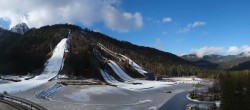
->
[227,46,239,54]
[190,46,224,58]
[0,0,143,32]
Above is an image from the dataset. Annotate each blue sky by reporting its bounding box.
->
[1,0,250,57]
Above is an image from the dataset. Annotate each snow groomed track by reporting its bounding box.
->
[0,38,68,93]
[107,60,135,82]
[100,68,175,90]
[118,54,148,75]
[95,43,175,90]
[100,69,154,90]
[102,60,175,90]
[97,43,147,75]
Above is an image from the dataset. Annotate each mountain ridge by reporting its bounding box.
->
[0,24,198,77]
[181,53,250,70]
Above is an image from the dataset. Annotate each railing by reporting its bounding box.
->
[0,94,47,110]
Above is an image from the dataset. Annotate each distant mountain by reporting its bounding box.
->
[181,54,250,70]
[0,24,197,77]
[230,60,250,71]
[10,23,29,34]
[181,54,200,62]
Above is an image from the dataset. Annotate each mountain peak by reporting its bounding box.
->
[10,23,29,34]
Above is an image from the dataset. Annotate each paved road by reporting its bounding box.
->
[159,91,192,110]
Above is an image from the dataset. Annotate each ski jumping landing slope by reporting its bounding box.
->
[107,60,135,82]
[100,68,175,90]
[103,60,175,90]
[0,38,68,93]
[100,69,155,90]
[118,54,147,75]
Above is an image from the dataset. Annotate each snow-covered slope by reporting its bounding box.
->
[108,60,135,82]
[100,68,175,90]
[0,38,68,93]
[163,77,202,84]
[97,43,148,75]
[34,38,68,80]
[103,60,175,90]
[10,23,29,34]
[118,54,148,75]
[94,43,174,90]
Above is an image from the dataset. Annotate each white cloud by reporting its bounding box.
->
[178,21,206,33]
[190,46,224,58]
[227,46,239,54]
[188,45,250,57]
[240,45,250,57]
[0,0,143,32]
[162,17,172,22]
[226,45,250,56]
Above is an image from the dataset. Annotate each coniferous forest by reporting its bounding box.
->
[219,71,250,110]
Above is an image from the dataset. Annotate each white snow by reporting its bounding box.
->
[0,38,68,93]
[58,74,69,79]
[148,106,158,110]
[164,77,202,84]
[98,43,148,75]
[136,99,152,104]
[100,67,174,91]
[119,54,148,75]
[215,101,221,107]
[108,60,135,82]
[96,43,175,90]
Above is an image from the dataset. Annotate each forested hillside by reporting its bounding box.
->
[0,24,81,74]
[88,32,199,77]
[219,71,250,110]
[0,24,200,77]
[0,28,21,55]
[230,61,250,71]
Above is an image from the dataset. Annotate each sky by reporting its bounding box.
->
[0,0,250,57]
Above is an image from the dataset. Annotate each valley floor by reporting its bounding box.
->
[10,80,194,110]
[0,102,19,110]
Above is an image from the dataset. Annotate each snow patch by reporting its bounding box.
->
[148,106,158,110]
[136,99,152,104]
[164,77,202,84]
[119,54,148,75]
[0,38,68,93]
[100,68,174,91]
